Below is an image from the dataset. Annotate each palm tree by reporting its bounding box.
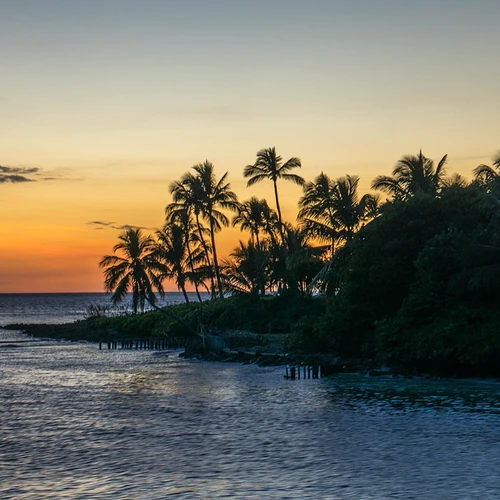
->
[442,173,469,189]
[187,161,239,297]
[371,150,448,200]
[283,225,324,294]
[232,197,277,249]
[99,228,164,314]
[165,206,207,302]
[167,176,216,296]
[244,147,305,245]
[473,152,500,185]
[222,240,271,295]
[332,175,380,240]
[154,223,192,304]
[298,173,379,253]
[298,172,341,255]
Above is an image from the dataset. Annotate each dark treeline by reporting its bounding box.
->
[99,148,500,376]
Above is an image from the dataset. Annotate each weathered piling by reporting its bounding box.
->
[99,336,195,351]
[285,364,322,380]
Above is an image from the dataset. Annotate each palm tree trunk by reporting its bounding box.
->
[180,284,190,304]
[209,218,224,299]
[273,179,285,246]
[185,237,203,302]
[273,179,288,290]
[195,213,216,298]
[133,284,139,314]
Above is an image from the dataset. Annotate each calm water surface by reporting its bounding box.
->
[1,327,500,499]
[0,293,208,326]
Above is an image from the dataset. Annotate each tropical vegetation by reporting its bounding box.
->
[98,149,500,376]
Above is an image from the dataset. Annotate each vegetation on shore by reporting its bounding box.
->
[66,149,500,376]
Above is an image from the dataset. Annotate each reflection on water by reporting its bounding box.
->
[1,329,500,499]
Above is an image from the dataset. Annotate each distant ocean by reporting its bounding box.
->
[0,292,209,326]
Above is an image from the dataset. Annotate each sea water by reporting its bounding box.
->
[0,292,208,326]
[0,295,499,499]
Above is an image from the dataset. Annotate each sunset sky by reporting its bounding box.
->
[1,0,499,292]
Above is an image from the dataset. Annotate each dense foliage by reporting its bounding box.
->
[98,149,500,376]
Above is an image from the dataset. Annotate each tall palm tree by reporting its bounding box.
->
[99,228,164,314]
[333,175,380,240]
[189,161,239,297]
[167,176,216,296]
[244,147,305,245]
[298,175,379,297]
[232,197,277,249]
[165,206,206,302]
[298,173,379,252]
[371,150,448,200]
[298,172,341,255]
[473,152,500,186]
[154,223,192,304]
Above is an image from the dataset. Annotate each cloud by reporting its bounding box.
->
[87,221,156,231]
[88,221,115,227]
[0,166,40,183]
[0,165,74,184]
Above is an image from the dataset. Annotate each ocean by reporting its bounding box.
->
[0,292,209,326]
[1,294,500,498]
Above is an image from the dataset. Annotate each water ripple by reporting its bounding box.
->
[1,335,500,498]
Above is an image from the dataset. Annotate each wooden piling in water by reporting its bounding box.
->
[99,336,198,352]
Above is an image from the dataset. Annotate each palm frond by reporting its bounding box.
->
[281,173,305,186]
[245,173,268,187]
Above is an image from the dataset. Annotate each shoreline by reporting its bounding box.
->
[1,321,374,373]
[4,321,499,382]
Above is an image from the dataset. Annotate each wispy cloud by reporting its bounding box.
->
[0,165,75,184]
[0,166,39,183]
[87,221,156,231]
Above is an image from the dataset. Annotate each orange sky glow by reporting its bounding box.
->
[1,1,499,292]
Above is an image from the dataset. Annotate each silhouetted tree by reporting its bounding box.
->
[99,228,164,313]
[244,147,304,246]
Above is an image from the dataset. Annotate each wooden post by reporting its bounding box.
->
[290,366,296,380]
[285,366,289,378]
[312,365,319,378]
[99,342,102,350]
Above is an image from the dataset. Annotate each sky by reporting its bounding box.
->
[1,0,499,292]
